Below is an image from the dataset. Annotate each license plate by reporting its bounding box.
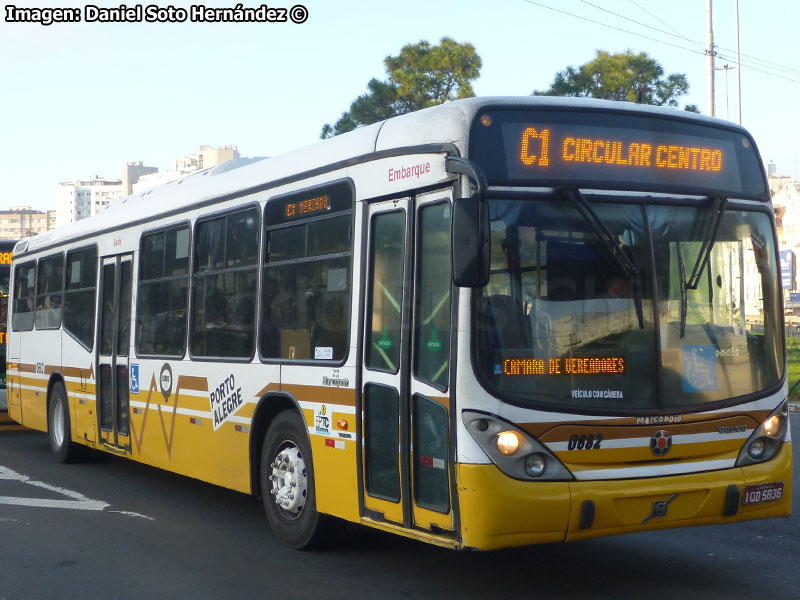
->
[741,481,784,506]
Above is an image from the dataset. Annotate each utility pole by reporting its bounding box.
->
[706,0,716,117]
[735,0,742,124]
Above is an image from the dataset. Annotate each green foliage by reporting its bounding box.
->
[534,49,692,109]
[787,341,800,402]
[321,37,481,138]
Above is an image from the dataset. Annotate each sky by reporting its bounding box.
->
[2,0,799,212]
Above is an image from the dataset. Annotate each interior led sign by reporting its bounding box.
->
[284,194,329,219]
[267,181,352,226]
[503,356,625,376]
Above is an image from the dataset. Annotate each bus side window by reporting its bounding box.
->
[261,183,353,362]
[63,246,98,349]
[12,262,36,332]
[136,225,190,357]
[34,254,64,330]
[190,207,259,359]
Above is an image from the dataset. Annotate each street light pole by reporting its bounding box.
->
[716,63,736,120]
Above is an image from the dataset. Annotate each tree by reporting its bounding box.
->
[321,37,481,138]
[534,50,693,109]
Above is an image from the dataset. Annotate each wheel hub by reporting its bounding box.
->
[269,444,307,516]
[53,397,65,447]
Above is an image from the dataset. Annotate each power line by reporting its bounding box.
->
[627,0,705,51]
[522,0,710,57]
[582,0,800,77]
[578,0,704,50]
[716,49,800,84]
[523,0,800,85]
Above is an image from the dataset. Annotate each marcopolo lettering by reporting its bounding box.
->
[636,415,683,425]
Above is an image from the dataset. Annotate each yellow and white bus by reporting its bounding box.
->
[7,97,791,550]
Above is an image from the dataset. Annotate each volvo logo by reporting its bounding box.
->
[642,493,679,523]
[650,429,672,456]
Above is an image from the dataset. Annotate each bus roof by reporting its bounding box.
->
[20,96,753,257]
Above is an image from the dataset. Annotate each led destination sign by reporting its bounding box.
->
[503,356,625,376]
[285,194,329,218]
[469,109,767,198]
[506,122,736,187]
[266,180,353,226]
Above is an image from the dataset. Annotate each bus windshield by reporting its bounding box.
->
[474,196,783,412]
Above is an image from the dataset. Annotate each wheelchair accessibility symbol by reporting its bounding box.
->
[130,364,140,394]
[682,345,717,393]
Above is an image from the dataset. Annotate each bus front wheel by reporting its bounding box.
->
[48,382,79,463]
[260,410,325,549]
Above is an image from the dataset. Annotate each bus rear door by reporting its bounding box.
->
[97,253,133,452]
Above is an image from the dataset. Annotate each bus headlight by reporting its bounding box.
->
[736,401,788,467]
[524,454,546,477]
[764,415,782,438]
[497,431,521,456]
[747,438,766,460]
[462,410,574,481]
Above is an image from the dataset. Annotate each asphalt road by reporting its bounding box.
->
[0,416,798,600]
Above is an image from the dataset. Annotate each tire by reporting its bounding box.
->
[48,382,79,463]
[260,410,326,549]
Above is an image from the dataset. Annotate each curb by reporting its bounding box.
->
[789,402,800,413]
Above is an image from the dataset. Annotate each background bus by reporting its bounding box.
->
[6,97,791,550]
[0,240,14,415]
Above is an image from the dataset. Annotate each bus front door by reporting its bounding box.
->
[96,254,133,452]
[361,191,455,535]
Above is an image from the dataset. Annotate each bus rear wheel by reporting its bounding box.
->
[48,382,80,463]
[261,410,325,549]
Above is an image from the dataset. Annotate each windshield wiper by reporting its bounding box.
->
[685,195,728,290]
[557,187,643,330]
[556,187,638,279]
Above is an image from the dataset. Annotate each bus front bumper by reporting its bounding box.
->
[457,442,792,551]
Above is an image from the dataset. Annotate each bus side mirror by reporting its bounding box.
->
[452,197,490,287]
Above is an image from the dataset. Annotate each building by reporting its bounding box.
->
[122,161,158,196]
[133,145,240,193]
[0,207,49,240]
[772,180,800,305]
[56,177,124,227]
[773,179,800,250]
[767,160,777,178]
[175,144,239,171]
[769,174,794,196]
